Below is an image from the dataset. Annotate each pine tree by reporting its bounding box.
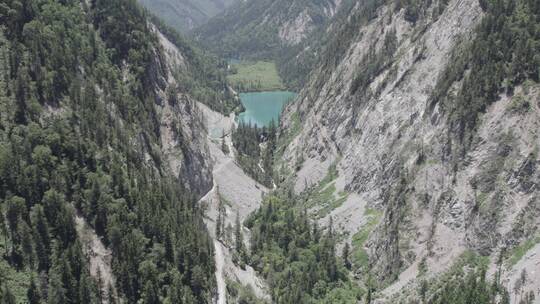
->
[19,220,35,268]
[87,177,101,220]
[318,217,338,280]
[164,232,175,264]
[14,62,29,125]
[215,214,222,240]
[225,223,233,246]
[0,208,7,257]
[1,284,16,304]
[78,270,96,304]
[27,277,41,304]
[234,211,243,253]
[342,243,351,270]
[221,130,229,155]
[168,270,183,304]
[107,283,116,304]
[48,267,67,304]
[94,194,109,239]
[143,281,159,304]
[365,274,374,304]
[215,194,225,240]
[30,204,50,270]
[6,196,26,239]
[96,268,104,303]
[6,196,26,268]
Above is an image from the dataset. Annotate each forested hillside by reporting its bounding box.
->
[0,0,226,302]
[194,0,340,61]
[245,190,362,303]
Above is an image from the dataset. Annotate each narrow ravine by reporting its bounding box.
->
[197,102,270,303]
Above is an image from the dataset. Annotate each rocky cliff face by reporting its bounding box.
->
[152,28,214,197]
[280,0,539,300]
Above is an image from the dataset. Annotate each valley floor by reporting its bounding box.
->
[197,102,270,303]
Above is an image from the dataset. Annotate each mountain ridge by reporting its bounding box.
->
[193,0,341,60]
[139,0,238,33]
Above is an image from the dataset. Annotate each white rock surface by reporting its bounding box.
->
[198,102,270,302]
[280,0,540,299]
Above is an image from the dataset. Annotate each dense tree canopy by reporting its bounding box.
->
[232,120,277,187]
[245,191,363,303]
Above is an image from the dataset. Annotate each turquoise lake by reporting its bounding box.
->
[237,91,297,127]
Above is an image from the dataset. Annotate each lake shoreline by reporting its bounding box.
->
[236,91,297,128]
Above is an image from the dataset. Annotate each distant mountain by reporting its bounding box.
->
[193,0,341,60]
[139,0,238,32]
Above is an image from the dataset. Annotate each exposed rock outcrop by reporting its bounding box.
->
[153,27,214,197]
[280,0,539,300]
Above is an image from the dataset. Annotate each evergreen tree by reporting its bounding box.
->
[221,130,229,155]
[142,281,159,304]
[216,193,225,240]
[48,270,67,304]
[342,243,351,270]
[0,208,7,257]
[78,270,96,304]
[30,204,50,271]
[27,277,41,304]
[164,232,175,264]
[234,212,243,254]
[365,274,374,304]
[0,284,16,304]
[318,217,338,281]
[167,270,184,304]
[225,223,233,246]
[19,220,35,268]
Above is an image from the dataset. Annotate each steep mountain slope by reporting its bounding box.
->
[279,0,540,301]
[194,0,341,60]
[139,0,237,33]
[0,0,233,302]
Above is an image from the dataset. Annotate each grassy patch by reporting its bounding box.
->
[506,235,540,267]
[507,94,531,114]
[300,163,348,218]
[228,61,285,92]
[219,193,233,208]
[317,162,339,189]
[476,192,490,212]
[313,185,349,219]
[351,208,383,270]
